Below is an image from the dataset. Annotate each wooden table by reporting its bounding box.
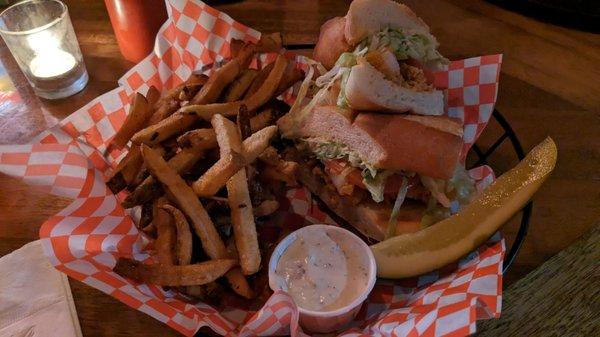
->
[0,1,598,336]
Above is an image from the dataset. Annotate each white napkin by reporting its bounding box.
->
[0,240,82,337]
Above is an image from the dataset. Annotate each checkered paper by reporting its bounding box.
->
[0,1,504,336]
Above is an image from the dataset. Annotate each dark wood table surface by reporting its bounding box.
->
[0,1,598,336]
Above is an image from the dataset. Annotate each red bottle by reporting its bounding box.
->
[104,0,168,63]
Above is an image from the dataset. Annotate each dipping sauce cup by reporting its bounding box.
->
[268,224,377,334]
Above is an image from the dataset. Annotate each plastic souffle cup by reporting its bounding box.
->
[268,224,377,334]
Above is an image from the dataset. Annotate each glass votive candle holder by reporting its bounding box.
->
[0,0,88,99]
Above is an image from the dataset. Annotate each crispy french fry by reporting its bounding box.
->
[249,109,274,132]
[191,44,255,105]
[244,62,274,99]
[146,86,161,106]
[141,145,252,297]
[176,128,216,148]
[138,201,153,229]
[192,151,245,197]
[153,197,177,266]
[161,205,192,266]
[212,114,260,275]
[259,146,299,179]
[225,267,254,298]
[147,99,180,126]
[107,146,143,193]
[111,93,153,148]
[224,69,259,102]
[237,104,253,140]
[122,140,214,208]
[158,74,208,106]
[256,32,283,53]
[192,125,277,197]
[254,200,280,217]
[114,258,237,286]
[231,33,282,58]
[241,125,278,162]
[131,113,198,146]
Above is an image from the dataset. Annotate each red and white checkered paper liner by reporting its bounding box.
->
[0,1,504,336]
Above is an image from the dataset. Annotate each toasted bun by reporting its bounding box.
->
[296,160,425,241]
[345,60,444,116]
[296,105,463,179]
[345,0,431,45]
[313,17,352,69]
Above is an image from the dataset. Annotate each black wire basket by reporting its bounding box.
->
[283,43,531,274]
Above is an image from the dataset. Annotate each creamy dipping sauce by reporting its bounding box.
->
[274,228,370,311]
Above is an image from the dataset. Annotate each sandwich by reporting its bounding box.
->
[278,0,476,241]
[313,0,448,116]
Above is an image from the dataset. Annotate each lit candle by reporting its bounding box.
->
[27,30,76,78]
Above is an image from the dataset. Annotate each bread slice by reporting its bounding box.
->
[296,105,463,179]
[345,60,444,116]
[296,159,425,241]
[344,0,431,45]
[313,16,352,69]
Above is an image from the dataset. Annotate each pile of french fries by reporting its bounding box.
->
[109,34,303,300]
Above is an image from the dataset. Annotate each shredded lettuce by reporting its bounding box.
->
[358,28,448,68]
[446,166,476,206]
[385,177,409,239]
[361,170,394,203]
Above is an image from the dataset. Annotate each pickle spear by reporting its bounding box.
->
[371,137,557,278]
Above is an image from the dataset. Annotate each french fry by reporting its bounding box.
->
[147,99,179,126]
[176,128,216,148]
[153,197,177,266]
[256,32,283,53]
[244,62,274,99]
[158,74,208,107]
[192,125,277,197]
[192,152,245,197]
[241,125,279,162]
[146,86,161,106]
[138,201,153,229]
[237,104,253,140]
[111,93,153,148]
[106,146,143,193]
[131,113,198,146]
[161,205,193,266]
[141,145,252,297]
[224,69,259,102]
[114,258,237,286]
[254,200,280,217]
[230,32,282,58]
[249,109,274,132]
[191,44,255,105]
[224,267,254,298]
[259,146,299,180]
[122,139,215,208]
[212,114,260,275]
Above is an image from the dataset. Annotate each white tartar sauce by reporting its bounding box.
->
[274,228,370,311]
